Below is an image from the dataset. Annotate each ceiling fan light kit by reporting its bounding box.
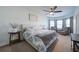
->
[49,12,54,15]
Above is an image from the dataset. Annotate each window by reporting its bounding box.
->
[57,20,63,29]
[50,20,55,28]
[66,19,70,27]
[49,18,71,31]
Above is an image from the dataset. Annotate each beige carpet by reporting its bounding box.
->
[0,34,73,52]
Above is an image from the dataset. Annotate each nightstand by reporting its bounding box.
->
[8,31,21,45]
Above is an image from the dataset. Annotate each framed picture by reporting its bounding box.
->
[29,13,38,21]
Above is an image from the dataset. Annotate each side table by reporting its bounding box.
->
[8,31,21,45]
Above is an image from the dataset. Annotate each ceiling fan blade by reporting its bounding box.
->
[53,11,62,13]
[43,10,50,12]
[50,6,57,11]
[53,6,57,10]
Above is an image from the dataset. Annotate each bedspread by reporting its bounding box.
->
[23,29,57,52]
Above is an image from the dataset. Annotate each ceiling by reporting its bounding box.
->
[24,6,77,18]
[46,6,77,18]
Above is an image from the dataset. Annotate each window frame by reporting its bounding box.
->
[49,20,55,28]
[57,20,63,30]
[66,18,70,27]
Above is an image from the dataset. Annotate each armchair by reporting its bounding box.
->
[58,27,70,35]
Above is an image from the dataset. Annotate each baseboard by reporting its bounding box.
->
[0,40,24,47]
[0,42,9,47]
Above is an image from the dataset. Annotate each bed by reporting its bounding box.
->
[23,27,57,52]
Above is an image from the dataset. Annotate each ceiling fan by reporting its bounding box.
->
[43,6,62,15]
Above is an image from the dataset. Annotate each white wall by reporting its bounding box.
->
[73,7,79,34]
[0,6,48,46]
[75,14,79,34]
[73,16,76,33]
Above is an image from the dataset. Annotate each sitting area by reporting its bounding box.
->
[50,27,70,35]
[57,27,70,35]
